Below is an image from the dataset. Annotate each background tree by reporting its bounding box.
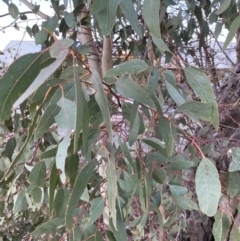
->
[0,0,240,240]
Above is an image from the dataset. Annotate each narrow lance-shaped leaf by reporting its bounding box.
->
[196,158,221,216]
[215,0,231,15]
[116,77,155,110]
[73,62,84,153]
[104,59,148,77]
[129,102,140,146]
[0,52,43,121]
[223,16,240,50]
[65,160,96,230]
[97,0,122,36]
[0,108,40,182]
[13,49,68,109]
[119,0,142,37]
[92,70,113,144]
[142,0,161,38]
[107,151,118,230]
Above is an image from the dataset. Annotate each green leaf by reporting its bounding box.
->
[0,108,40,182]
[29,162,46,187]
[165,81,185,106]
[104,59,148,77]
[13,191,28,214]
[142,0,161,38]
[31,186,43,204]
[13,49,68,108]
[107,151,118,229]
[172,195,198,210]
[63,12,75,28]
[227,172,240,198]
[119,0,142,37]
[31,218,65,237]
[0,52,42,121]
[142,137,166,153]
[116,77,155,109]
[50,39,74,58]
[184,67,219,129]
[129,102,140,145]
[49,162,59,214]
[97,0,122,36]
[215,0,231,15]
[178,101,212,121]
[169,185,188,196]
[147,68,159,95]
[65,160,95,230]
[8,3,19,19]
[223,16,240,50]
[212,210,222,241]
[85,197,104,228]
[54,187,69,217]
[56,134,71,183]
[196,158,221,216]
[70,226,81,241]
[166,161,194,170]
[231,224,240,241]
[228,147,240,172]
[158,117,175,156]
[214,22,223,38]
[152,36,171,53]
[152,170,167,184]
[35,29,48,45]
[91,0,109,14]
[92,70,113,144]
[55,98,76,130]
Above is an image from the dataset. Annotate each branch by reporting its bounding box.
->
[0,11,33,18]
[102,36,112,75]
[19,0,49,19]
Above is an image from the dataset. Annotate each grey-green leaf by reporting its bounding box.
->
[116,77,155,109]
[104,59,148,77]
[9,3,19,19]
[65,160,95,229]
[215,0,231,15]
[184,67,219,129]
[196,158,221,216]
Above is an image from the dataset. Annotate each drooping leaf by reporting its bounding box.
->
[228,147,240,172]
[106,151,118,229]
[119,0,142,37]
[142,0,161,38]
[13,191,28,214]
[8,3,19,19]
[129,102,140,145]
[104,59,148,77]
[172,195,198,210]
[50,39,74,58]
[92,70,113,144]
[54,187,69,217]
[91,0,109,14]
[29,162,46,187]
[116,77,155,109]
[230,224,240,241]
[158,117,175,156]
[152,36,171,53]
[65,160,95,229]
[49,162,59,214]
[56,133,71,183]
[147,68,159,95]
[196,158,221,216]
[212,210,223,241]
[184,67,219,129]
[0,52,42,121]
[227,172,240,198]
[223,16,240,50]
[215,0,231,15]
[63,12,75,28]
[165,81,185,106]
[13,49,68,109]
[31,218,65,237]
[97,0,122,36]
[85,197,104,228]
[178,101,212,121]
[152,170,167,184]
[169,185,188,196]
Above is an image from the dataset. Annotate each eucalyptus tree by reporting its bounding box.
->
[0,0,239,240]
